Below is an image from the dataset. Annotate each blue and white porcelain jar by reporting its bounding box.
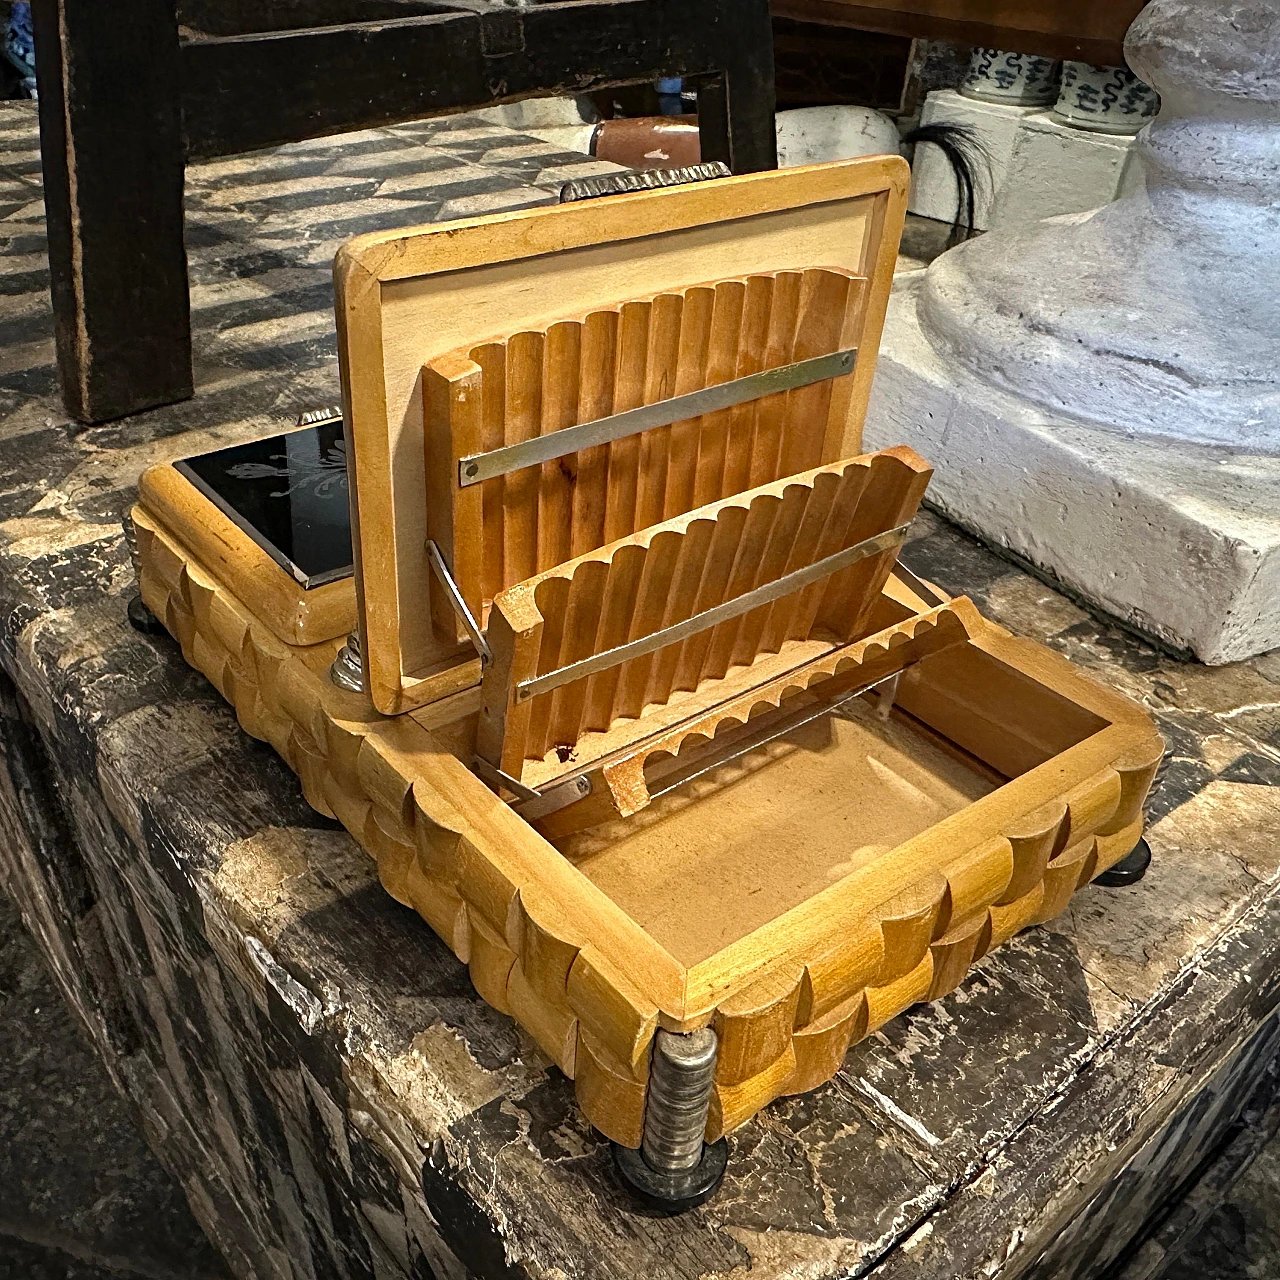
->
[959,48,1061,106]
[1052,62,1160,134]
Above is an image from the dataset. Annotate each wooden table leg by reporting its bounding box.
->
[31,0,777,424]
[32,0,193,424]
[696,0,778,174]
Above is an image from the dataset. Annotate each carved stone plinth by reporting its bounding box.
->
[867,0,1280,663]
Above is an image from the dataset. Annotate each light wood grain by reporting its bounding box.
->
[478,447,932,785]
[141,152,1171,1147]
[335,157,910,715]
[135,501,1163,1145]
[421,268,865,656]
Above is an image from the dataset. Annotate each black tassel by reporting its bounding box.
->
[901,122,992,246]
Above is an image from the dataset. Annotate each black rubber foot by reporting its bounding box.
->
[127,595,166,635]
[1095,837,1152,887]
[612,1139,729,1213]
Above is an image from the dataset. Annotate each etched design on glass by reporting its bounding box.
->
[174,419,353,589]
[227,436,348,500]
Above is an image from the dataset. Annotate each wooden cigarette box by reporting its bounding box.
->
[132,157,1162,1154]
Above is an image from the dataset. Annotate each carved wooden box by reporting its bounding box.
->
[132,158,1162,1155]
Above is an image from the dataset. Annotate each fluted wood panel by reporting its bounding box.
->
[479,447,931,778]
[423,268,861,640]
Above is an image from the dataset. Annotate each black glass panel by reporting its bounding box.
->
[175,419,353,589]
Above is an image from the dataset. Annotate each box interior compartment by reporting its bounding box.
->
[543,639,1109,966]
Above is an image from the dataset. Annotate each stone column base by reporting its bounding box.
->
[865,276,1280,665]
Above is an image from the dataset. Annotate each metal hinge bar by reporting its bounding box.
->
[471,755,539,802]
[471,755,592,820]
[559,161,731,204]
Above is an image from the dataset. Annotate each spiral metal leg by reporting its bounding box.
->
[612,1028,728,1212]
[329,631,365,693]
[127,595,166,635]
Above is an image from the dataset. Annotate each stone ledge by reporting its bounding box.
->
[865,276,1280,665]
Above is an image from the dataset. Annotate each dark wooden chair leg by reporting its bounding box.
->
[696,0,777,174]
[33,0,776,424]
[32,0,193,424]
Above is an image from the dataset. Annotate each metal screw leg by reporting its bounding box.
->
[612,1028,729,1212]
[127,595,166,636]
[329,631,365,693]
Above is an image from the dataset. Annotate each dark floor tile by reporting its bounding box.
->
[0,894,228,1279]
[0,1234,136,1280]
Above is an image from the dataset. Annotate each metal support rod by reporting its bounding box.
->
[645,671,902,803]
[892,560,949,608]
[426,539,491,664]
[642,1028,718,1173]
[516,524,910,703]
[471,755,540,803]
[472,756,593,822]
[458,348,857,488]
[515,774,593,823]
[874,671,901,722]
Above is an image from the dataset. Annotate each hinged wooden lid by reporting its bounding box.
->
[335,156,909,716]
